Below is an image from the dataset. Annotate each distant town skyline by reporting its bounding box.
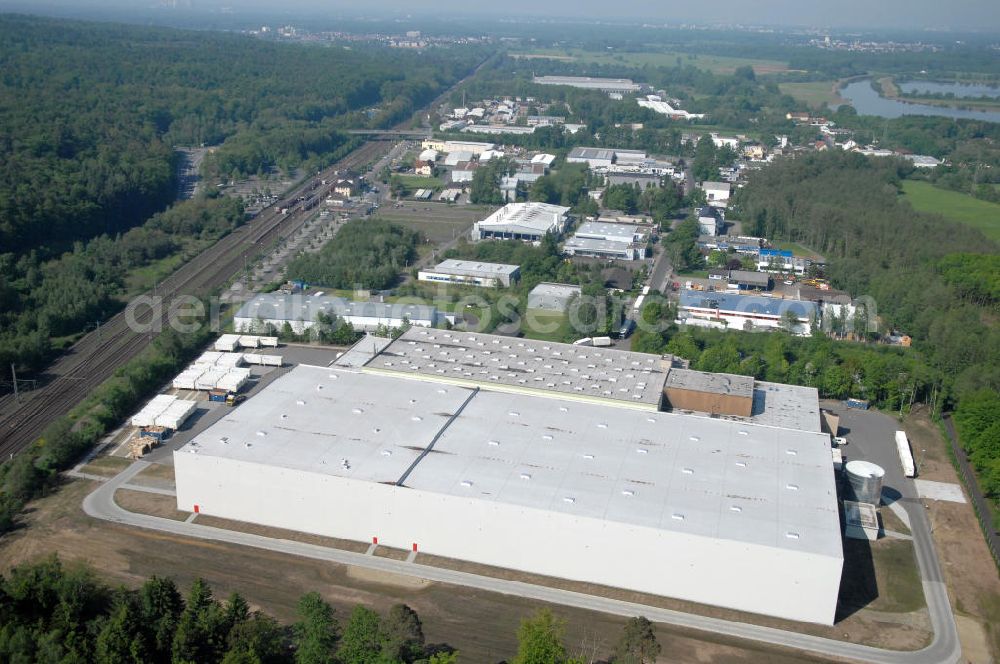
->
[3,0,1000,31]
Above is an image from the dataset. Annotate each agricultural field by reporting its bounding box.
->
[512,47,789,75]
[778,80,845,109]
[901,180,1000,242]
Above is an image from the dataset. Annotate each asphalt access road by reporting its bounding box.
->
[84,462,960,664]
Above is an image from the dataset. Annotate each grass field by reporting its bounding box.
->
[394,174,444,191]
[773,241,825,261]
[522,310,571,342]
[838,537,925,617]
[512,48,789,75]
[778,80,844,109]
[374,203,490,245]
[902,180,1000,242]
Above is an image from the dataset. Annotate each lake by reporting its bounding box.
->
[897,80,1000,99]
[837,79,1000,123]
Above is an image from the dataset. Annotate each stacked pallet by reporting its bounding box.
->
[216,368,251,393]
[128,436,159,459]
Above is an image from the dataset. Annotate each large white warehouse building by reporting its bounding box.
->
[233,294,447,334]
[175,329,843,624]
[472,202,570,243]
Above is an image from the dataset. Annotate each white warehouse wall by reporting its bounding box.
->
[175,453,842,624]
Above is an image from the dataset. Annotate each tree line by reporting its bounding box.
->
[729,150,1000,501]
[0,15,479,258]
[285,220,420,291]
[0,556,663,664]
[0,14,482,373]
[0,195,245,374]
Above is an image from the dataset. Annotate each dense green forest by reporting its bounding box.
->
[285,220,420,290]
[0,15,478,257]
[0,556,661,664]
[729,151,1000,501]
[633,300,933,412]
[0,195,245,372]
[0,14,482,373]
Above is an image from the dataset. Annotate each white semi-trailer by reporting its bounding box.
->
[895,430,916,478]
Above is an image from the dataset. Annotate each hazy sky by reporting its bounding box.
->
[273,0,1000,31]
[4,0,1000,31]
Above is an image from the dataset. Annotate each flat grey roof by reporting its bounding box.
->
[533,76,641,91]
[430,259,520,278]
[751,381,822,432]
[366,327,668,409]
[702,181,732,191]
[568,147,615,161]
[477,202,570,234]
[180,364,841,558]
[666,368,754,398]
[528,282,582,298]
[563,237,635,255]
[334,336,394,368]
[573,221,643,243]
[234,294,438,323]
[679,290,818,320]
[527,282,582,312]
[662,376,820,434]
[180,365,475,485]
[729,270,770,286]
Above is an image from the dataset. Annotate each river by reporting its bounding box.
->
[837,79,1000,123]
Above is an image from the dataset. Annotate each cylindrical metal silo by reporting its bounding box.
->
[845,460,885,505]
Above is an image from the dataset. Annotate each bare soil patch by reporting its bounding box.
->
[124,463,178,493]
[905,407,1000,660]
[79,456,132,477]
[115,489,189,521]
[416,549,932,652]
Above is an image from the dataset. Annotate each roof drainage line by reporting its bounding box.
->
[396,386,480,487]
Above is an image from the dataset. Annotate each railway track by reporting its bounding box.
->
[0,54,492,460]
[0,140,386,457]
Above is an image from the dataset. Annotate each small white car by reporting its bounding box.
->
[834,436,848,447]
[783,280,794,285]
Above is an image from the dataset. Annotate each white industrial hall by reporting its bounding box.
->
[175,330,844,625]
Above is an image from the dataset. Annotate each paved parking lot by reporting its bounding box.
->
[822,399,917,504]
[131,343,346,466]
